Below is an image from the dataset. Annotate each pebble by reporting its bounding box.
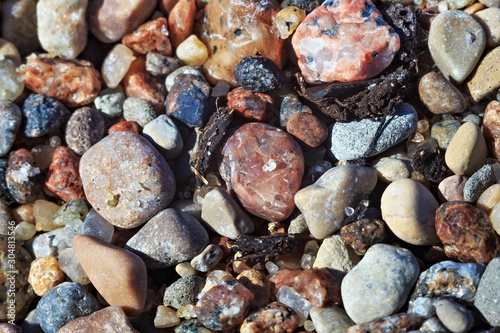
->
[419,72,466,114]
[280,94,313,127]
[168,0,196,48]
[236,269,271,310]
[87,0,157,43]
[66,107,106,155]
[292,0,400,83]
[310,306,354,333]
[57,247,90,285]
[431,120,461,149]
[28,255,65,296]
[198,0,284,86]
[479,0,500,6]
[477,184,500,214]
[145,52,182,77]
[474,8,500,47]
[31,227,69,258]
[94,86,125,118]
[435,299,474,333]
[428,10,486,83]
[174,319,212,333]
[227,87,272,122]
[286,112,328,149]
[234,56,285,92]
[419,317,449,333]
[0,52,24,101]
[36,282,100,333]
[122,17,172,55]
[80,131,176,229]
[221,122,304,221]
[74,235,147,316]
[340,219,387,255]
[108,121,141,135]
[52,199,88,227]
[176,35,209,67]
[154,305,180,329]
[483,101,500,160]
[81,209,114,242]
[466,46,500,102]
[463,164,496,203]
[371,157,410,183]
[0,38,20,66]
[341,244,419,324]
[166,74,211,128]
[445,122,488,176]
[0,323,22,333]
[435,201,499,263]
[190,244,223,272]
[0,201,10,235]
[295,165,377,239]
[347,313,422,333]
[123,97,156,127]
[0,100,21,157]
[58,306,139,333]
[1,0,39,56]
[438,175,468,202]
[240,302,300,333]
[276,6,306,39]
[36,0,88,59]
[21,94,69,138]
[23,55,101,107]
[165,66,203,92]
[125,208,208,268]
[475,257,500,326]
[163,275,205,309]
[330,103,417,161]
[101,44,134,89]
[446,0,475,9]
[313,234,360,280]
[6,149,42,204]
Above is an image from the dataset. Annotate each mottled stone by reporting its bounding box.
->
[0,100,21,157]
[80,131,176,229]
[313,234,360,281]
[466,47,500,102]
[240,302,300,333]
[94,86,125,118]
[122,17,172,55]
[145,52,182,76]
[88,0,157,43]
[341,219,387,255]
[330,103,417,160]
[438,175,468,202]
[108,121,140,135]
[58,306,139,333]
[286,112,328,149]
[474,8,500,47]
[32,228,69,258]
[125,208,208,268]
[101,44,134,89]
[435,299,474,333]
[295,165,377,239]
[236,269,270,310]
[154,305,180,329]
[28,255,65,296]
[143,115,183,160]
[198,0,284,86]
[168,0,196,48]
[347,313,421,333]
[163,275,205,309]
[1,0,39,56]
[234,56,284,92]
[23,55,101,107]
[436,201,499,263]
[66,107,105,155]
[419,72,466,114]
[311,306,354,333]
[176,34,209,67]
[292,0,400,83]
[463,164,496,203]
[280,93,312,127]
[123,97,156,128]
[74,235,147,316]
[6,149,42,204]
[165,65,202,91]
[0,323,22,333]
[220,122,304,221]
[52,199,88,227]
[36,282,100,333]
[33,199,60,232]
[342,244,419,324]
[37,0,88,59]
[431,119,461,149]
[227,87,272,121]
[484,101,500,161]
[22,94,69,138]
[475,257,500,326]
[190,244,223,272]
[276,6,306,39]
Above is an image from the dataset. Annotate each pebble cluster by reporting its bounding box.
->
[0,0,499,332]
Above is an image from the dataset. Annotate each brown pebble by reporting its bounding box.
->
[122,17,172,55]
[464,3,485,15]
[108,121,141,135]
[45,146,85,202]
[0,323,22,333]
[236,269,271,310]
[286,112,328,149]
[418,72,466,115]
[483,101,500,161]
[58,306,139,333]
[340,219,387,255]
[161,0,179,15]
[227,87,272,121]
[168,0,196,48]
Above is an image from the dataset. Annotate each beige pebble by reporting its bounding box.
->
[176,35,209,67]
[0,38,21,66]
[314,234,360,281]
[477,184,500,214]
[418,72,466,114]
[28,255,65,296]
[154,306,180,328]
[11,204,34,224]
[474,8,500,47]
[371,157,410,183]
[176,262,197,277]
[489,202,500,235]
[467,46,500,102]
[310,306,354,333]
[33,200,60,232]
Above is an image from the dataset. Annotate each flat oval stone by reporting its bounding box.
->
[341,244,419,324]
[428,10,486,84]
[125,208,209,268]
[0,99,21,157]
[381,178,440,246]
[45,146,85,202]
[220,122,304,222]
[80,131,175,229]
[419,72,466,114]
[292,0,400,84]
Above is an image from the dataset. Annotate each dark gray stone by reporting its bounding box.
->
[163,275,205,309]
[463,164,496,203]
[234,56,284,93]
[22,94,69,138]
[0,99,22,157]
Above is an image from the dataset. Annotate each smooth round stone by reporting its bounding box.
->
[125,208,209,268]
[143,115,183,160]
[310,306,354,333]
[445,122,488,176]
[80,131,176,229]
[477,183,500,214]
[22,94,69,138]
[419,72,466,114]
[58,306,138,333]
[37,0,88,59]
[73,235,147,317]
[371,157,410,183]
[94,86,125,118]
[330,103,417,161]
[436,299,474,333]
[0,99,22,157]
[163,275,205,309]
[429,10,486,83]
[475,257,500,326]
[463,164,496,203]
[466,47,500,102]
[431,119,461,149]
[382,178,440,245]
[474,8,500,47]
[220,122,304,222]
[36,282,100,333]
[295,165,377,239]
[438,175,468,202]
[341,244,419,324]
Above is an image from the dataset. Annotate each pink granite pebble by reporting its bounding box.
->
[438,175,468,202]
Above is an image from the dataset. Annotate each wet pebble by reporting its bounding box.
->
[31,227,69,258]
[6,149,42,204]
[163,275,205,309]
[463,164,496,203]
[123,97,156,127]
[165,66,202,91]
[101,44,134,89]
[122,17,172,55]
[477,184,500,214]
[419,72,466,114]
[168,0,196,49]
[234,56,284,92]
[0,99,22,157]
[371,157,410,183]
[286,112,328,149]
[22,94,69,138]
[65,107,105,155]
[143,114,183,160]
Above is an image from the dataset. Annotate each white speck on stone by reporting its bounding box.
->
[9,162,40,183]
[262,159,277,172]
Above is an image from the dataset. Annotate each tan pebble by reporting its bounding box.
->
[0,38,21,66]
[236,269,271,310]
[33,200,60,232]
[464,2,485,14]
[28,255,65,296]
[310,306,354,333]
[276,6,306,39]
[418,72,466,114]
[489,202,500,235]
[168,0,196,48]
[154,305,180,328]
[483,101,500,161]
[176,262,197,277]
[314,234,360,281]
[477,184,500,214]
[176,35,209,67]
[371,157,410,183]
[11,204,34,224]
[474,8,500,47]
[467,47,500,102]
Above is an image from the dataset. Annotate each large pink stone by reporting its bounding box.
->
[220,123,304,222]
[292,0,400,84]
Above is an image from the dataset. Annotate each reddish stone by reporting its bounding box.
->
[435,201,500,264]
[23,55,101,107]
[483,101,500,162]
[438,175,468,202]
[240,302,300,333]
[6,149,42,204]
[270,268,341,308]
[122,18,172,55]
[210,236,233,258]
[123,56,167,114]
[347,313,421,333]
[220,123,304,222]
[292,0,400,84]
[58,306,139,333]
[340,219,387,255]
[195,277,254,331]
[226,87,272,121]
[168,0,196,48]
[286,112,328,149]
[160,0,178,15]
[108,121,141,135]
[45,146,85,202]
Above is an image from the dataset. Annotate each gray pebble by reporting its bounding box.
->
[163,275,205,309]
[330,103,417,161]
[65,107,105,155]
[143,115,183,160]
[0,99,21,157]
[123,97,156,127]
[463,164,496,203]
[20,309,43,333]
[420,317,450,333]
[190,244,223,272]
[435,299,473,333]
[145,52,182,77]
[475,257,500,326]
[461,113,481,125]
[94,86,125,118]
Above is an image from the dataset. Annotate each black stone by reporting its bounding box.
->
[22,94,69,138]
[234,56,285,93]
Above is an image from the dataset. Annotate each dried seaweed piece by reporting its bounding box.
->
[411,147,448,183]
[229,233,297,259]
[190,106,233,186]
